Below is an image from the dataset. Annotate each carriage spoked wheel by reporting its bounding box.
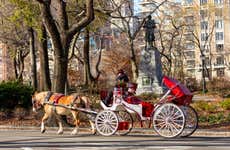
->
[153,103,185,138]
[180,105,198,137]
[95,110,119,136]
[115,110,133,136]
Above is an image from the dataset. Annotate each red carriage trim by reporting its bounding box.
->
[125,96,142,104]
[124,96,154,117]
[118,122,129,130]
[141,101,154,117]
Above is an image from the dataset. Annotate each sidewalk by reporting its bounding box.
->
[0,125,229,137]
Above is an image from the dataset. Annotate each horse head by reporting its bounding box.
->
[32,91,47,112]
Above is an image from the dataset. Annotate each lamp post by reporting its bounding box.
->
[200,54,207,93]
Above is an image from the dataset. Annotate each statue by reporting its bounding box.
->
[143,15,156,48]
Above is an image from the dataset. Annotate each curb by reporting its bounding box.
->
[0,126,229,137]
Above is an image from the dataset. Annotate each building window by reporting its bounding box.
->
[186,42,195,49]
[215,20,223,29]
[200,10,207,19]
[216,56,224,65]
[217,68,224,77]
[187,60,195,68]
[185,51,195,58]
[205,57,210,66]
[187,69,195,76]
[184,16,194,24]
[185,0,193,5]
[215,8,222,17]
[216,44,224,52]
[215,32,223,41]
[185,34,194,41]
[214,0,223,5]
[201,44,209,52]
[200,0,207,5]
[201,21,208,30]
[201,33,208,41]
[142,77,151,86]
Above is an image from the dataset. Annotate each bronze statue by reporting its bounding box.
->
[143,15,156,48]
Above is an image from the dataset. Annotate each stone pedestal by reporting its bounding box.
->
[136,46,163,95]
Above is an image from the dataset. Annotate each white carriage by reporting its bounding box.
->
[95,75,198,138]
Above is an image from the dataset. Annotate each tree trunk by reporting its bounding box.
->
[13,58,18,79]
[37,0,94,93]
[83,29,94,85]
[38,24,51,91]
[29,27,38,90]
[130,40,138,81]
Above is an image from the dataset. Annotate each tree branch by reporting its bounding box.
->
[68,0,94,38]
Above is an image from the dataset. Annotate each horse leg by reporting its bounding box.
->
[71,111,79,135]
[41,113,49,133]
[55,115,64,135]
[89,120,96,135]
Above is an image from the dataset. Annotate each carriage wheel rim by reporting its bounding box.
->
[153,103,185,138]
[116,111,133,136]
[180,106,198,137]
[95,111,118,136]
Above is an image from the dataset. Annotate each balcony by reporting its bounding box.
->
[214,63,226,69]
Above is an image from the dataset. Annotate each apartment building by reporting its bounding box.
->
[182,0,230,80]
[0,42,13,81]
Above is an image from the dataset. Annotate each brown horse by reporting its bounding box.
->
[32,91,95,135]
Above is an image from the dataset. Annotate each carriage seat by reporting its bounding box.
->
[125,96,154,117]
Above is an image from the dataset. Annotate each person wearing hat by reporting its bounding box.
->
[103,69,129,106]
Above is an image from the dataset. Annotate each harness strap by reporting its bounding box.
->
[44,91,53,103]
[53,93,65,104]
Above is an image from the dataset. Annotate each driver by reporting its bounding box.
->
[103,69,129,106]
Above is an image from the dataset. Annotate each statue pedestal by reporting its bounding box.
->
[136,46,163,95]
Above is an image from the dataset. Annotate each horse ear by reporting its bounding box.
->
[32,91,38,96]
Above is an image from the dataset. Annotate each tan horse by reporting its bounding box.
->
[32,91,95,135]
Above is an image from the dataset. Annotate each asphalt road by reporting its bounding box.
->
[0,130,229,150]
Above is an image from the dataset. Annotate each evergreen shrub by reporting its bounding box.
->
[0,81,33,110]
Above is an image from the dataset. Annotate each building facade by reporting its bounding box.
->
[182,0,230,80]
[0,42,13,81]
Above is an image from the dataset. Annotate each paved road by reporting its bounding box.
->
[0,130,229,150]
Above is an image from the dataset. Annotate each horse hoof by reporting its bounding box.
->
[41,129,46,133]
[71,130,78,135]
[57,131,63,135]
[92,129,97,135]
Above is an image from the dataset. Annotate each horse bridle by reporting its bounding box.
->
[32,98,43,111]
[32,91,53,111]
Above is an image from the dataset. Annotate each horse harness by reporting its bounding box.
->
[44,91,64,112]
[44,91,82,111]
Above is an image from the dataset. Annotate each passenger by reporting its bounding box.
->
[127,82,138,96]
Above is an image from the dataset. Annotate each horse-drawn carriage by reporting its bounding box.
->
[95,75,198,138]
[32,75,198,138]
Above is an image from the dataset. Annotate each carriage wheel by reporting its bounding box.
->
[115,111,133,136]
[180,106,198,137]
[95,110,119,136]
[153,103,185,138]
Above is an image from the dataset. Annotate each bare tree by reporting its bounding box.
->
[36,0,95,93]
[98,0,167,81]
[156,3,187,78]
